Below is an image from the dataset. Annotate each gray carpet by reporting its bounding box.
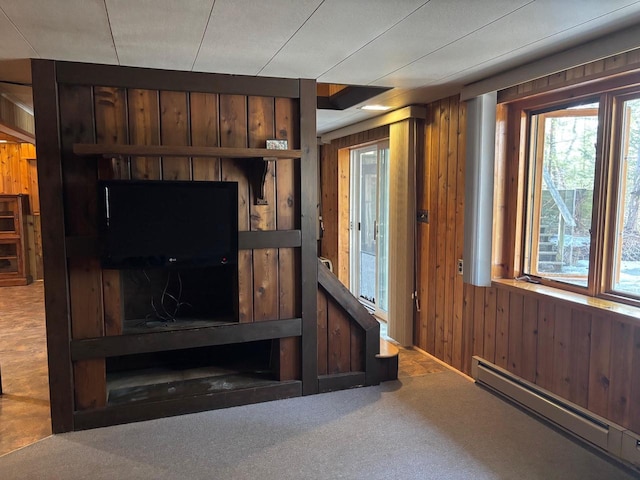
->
[1,370,637,479]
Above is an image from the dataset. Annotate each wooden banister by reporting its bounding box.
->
[317,259,380,386]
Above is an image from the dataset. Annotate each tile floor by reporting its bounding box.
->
[0,281,51,457]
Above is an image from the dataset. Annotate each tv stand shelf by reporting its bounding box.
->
[72,143,303,205]
[70,317,302,361]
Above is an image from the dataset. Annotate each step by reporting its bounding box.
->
[377,338,399,382]
[377,338,399,359]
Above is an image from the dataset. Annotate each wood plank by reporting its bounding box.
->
[337,147,350,285]
[159,91,191,180]
[276,337,300,381]
[327,299,351,374]
[102,269,123,336]
[252,248,278,322]
[56,61,300,98]
[127,89,161,180]
[94,86,128,336]
[31,59,74,432]
[318,372,366,393]
[452,99,466,371]
[535,299,555,390]
[434,99,449,360]
[444,97,458,366]
[59,83,106,411]
[521,295,538,383]
[190,92,220,181]
[238,230,301,249]
[460,283,475,376]
[94,86,129,179]
[219,94,253,323]
[608,319,634,427]
[299,78,318,395]
[551,305,572,400]
[569,309,591,408]
[350,321,364,372]
[588,315,612,418]
[425,104,438,356]
[71,318,302,360]
[494,288,510,368]
[274,98,299,223]
[248,96,278,323]
[317,288,328,376]
[483,286,497,363]
[472,286,485,359]
[507,291,523,377]
[275,98,299,324]
[629,325,640,433]
[73,359,106,410]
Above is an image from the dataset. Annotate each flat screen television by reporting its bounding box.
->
[98,180,238,269]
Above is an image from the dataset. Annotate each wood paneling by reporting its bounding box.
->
[416,96,467,366]
[34,60,321,431]
[499,46,640,103]
[413,91,640,435]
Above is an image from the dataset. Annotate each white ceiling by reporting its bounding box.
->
[1,0,640,134]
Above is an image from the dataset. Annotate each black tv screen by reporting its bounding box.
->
[98,180,238,269]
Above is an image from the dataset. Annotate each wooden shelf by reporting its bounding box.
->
[72,143,302,160]
[73,143,302,205]
[70,317,302,360]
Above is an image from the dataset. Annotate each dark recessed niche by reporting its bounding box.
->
[105,340,276,405]
[120,265,238,333]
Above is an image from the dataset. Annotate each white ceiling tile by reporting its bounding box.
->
[374,0,640,89]
[106,0,214,71]
[0,0,116,63]
[194,0,323,75]
[317,0,532,85]
[0,12,37,59]
[259,0,427,80]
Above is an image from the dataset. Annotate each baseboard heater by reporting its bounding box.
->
[472,356,640,469]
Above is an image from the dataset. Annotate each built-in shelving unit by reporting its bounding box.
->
[0,194,31,286]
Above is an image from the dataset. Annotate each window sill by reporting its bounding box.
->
[491,278,640,325]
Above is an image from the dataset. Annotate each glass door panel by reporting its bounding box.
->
[350,141,389,319]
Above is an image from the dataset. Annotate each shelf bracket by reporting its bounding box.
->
[244,157,275,205]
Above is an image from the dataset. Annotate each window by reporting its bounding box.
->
[524,102,599,288]
[516,79,640,305]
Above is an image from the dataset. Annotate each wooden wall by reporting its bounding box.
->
[0,142,43,279]
[68,85,300,408]
[413,94,640,435]
[317,286,364,375]
[32,60,321,432]
[462,283,640,433]
[415,96,466,368]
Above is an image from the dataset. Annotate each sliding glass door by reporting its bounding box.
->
[350,141,389,319]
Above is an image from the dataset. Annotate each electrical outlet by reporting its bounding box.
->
[457,259,464,275]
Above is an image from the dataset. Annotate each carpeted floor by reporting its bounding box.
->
[1,369,637,479]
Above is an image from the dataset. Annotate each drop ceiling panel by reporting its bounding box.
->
[106,0,213,70]
[193,0,322,75]
[0,0,116,63]
[318,0,531,86]
[0,13,37,59]
[258,0,427,79]
[374,0,640,89]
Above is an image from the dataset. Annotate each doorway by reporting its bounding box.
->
[349,141,389,320]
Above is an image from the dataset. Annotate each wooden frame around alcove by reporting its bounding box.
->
[32,59,318,432]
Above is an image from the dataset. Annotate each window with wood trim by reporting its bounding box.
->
[514,77,640,304]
